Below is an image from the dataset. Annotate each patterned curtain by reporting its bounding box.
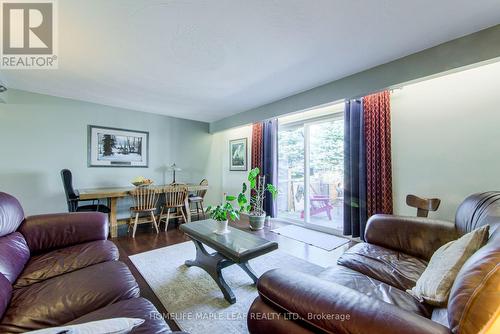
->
[363,91,393,217]
[251,123,263,171]
[250,120,278,217]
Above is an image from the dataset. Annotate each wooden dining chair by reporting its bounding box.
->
[128,187,160,238]
[406,194,441,217]
[159,185,189,230]
[188,179,208,219]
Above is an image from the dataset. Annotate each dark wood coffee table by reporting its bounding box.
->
[180,220,278,304]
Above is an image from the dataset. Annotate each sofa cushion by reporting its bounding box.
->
[318,265,432,318]
[0,261,139,333]
[14,240,119,289]
[448,229,500,334]
[0,232,30,284]
[337,243,428,291]
[0,274,12,320]
[66,298,172,334]
[19,212,109,254]
[408,225,489,306]
[0,193,24,238]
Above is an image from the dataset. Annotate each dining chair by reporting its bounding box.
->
[128,187,160,238]
[406,194,441,217]
[158,185,189,230]
[60,169,110,213]
[188,179,208,219]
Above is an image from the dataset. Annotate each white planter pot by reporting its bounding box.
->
[214,220,230,235]
[249,214,266,230]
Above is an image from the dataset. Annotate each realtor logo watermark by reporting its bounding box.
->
[1,0,58,69]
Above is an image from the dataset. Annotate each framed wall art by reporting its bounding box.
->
[229,138,247,171]
[88,125,149,167]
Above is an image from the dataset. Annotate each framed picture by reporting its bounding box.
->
[88,125,149,167]
[229,138,248,171]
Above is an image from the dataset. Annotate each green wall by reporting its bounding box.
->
[0,89,219,216]
[210,24,500,132]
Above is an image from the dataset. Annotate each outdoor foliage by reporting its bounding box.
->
[278,120,344,179]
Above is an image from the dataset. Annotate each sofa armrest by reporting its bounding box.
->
[251,269,450,334]
[365,214,458,260]
[19,212,109,254]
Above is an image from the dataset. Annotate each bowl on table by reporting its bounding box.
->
[131,177,153,187]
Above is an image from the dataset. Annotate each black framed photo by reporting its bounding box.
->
[229,138,247,171]
[88,125,149,167]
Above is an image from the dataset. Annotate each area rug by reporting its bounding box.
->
[129,241,324,334]
[271,225,349,251]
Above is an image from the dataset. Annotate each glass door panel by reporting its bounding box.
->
[277,125,305,223]
[305,119,344,231]
[277,109,344,234]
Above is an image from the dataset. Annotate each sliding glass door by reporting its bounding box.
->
[277,110,344,233]
[277,124,305,224]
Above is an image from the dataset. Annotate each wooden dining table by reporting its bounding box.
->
[78,184,208,238]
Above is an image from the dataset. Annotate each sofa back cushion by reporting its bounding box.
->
[455,192,500,235]
[408,225,489,307]
[0,232,30,284]
[0,273,12,320]
[447,226,500,334]
[0,192,25,237]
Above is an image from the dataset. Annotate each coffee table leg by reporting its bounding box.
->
[185,239,237,304]
[238,262,258,284]
[213,263,236,304]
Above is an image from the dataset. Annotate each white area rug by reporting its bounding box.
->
[129,241,324,334]
[271,225,349,251]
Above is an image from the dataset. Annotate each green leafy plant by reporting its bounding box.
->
[206,195,240,222]
[237,167,278,216]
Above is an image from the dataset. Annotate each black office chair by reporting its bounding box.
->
[60,169,110,213]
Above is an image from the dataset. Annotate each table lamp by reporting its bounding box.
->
[167,163,182,184]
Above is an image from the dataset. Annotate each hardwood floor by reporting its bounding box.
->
[112,215,355,332]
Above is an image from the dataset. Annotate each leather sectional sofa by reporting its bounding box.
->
[0,192,173,333]
[248,192,500,334]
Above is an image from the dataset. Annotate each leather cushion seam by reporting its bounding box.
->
[456,263,499,331]
[341,251,423,282]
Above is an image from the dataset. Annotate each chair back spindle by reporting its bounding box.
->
[164,185,189,207]
[130,187,158,211]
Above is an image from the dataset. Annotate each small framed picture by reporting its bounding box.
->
[88,125,149,167]
[229,138,248,171]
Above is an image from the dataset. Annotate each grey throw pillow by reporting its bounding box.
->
[407,225,489,306]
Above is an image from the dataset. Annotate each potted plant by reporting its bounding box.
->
[237,168,277,230]
[206,196,240,235]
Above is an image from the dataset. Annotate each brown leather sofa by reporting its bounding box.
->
[248,192,500,334]
[0,192,173,333]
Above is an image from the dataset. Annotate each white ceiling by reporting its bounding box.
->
[1,0,500,122]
